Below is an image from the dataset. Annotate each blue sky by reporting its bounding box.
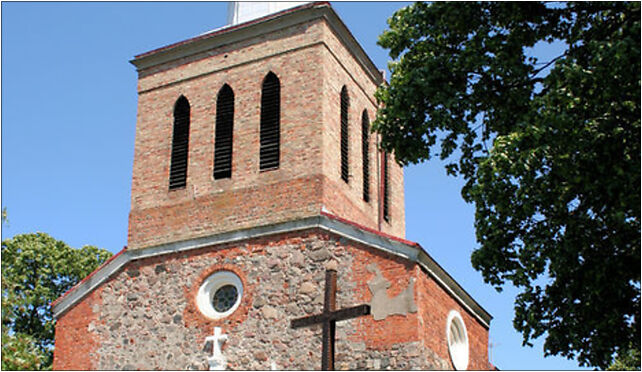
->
[2,2,587,370]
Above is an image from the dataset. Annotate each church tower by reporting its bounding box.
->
[51,3,493,370]
[126,1,404,251]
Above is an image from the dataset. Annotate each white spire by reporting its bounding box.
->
[227,2,311,26]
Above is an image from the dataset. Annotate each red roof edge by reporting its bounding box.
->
[51,212,418,309]
[50,246,127,308]
[320,210,421,248]
[134,1,331,61]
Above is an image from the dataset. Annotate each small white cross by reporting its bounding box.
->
[205,327,228,370]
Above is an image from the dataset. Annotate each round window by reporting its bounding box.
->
[446,310,469,370]
[196,271,243,319]
[212,285,238,312]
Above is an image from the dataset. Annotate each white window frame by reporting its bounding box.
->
[196,271,243,319]
[446,310,470,370]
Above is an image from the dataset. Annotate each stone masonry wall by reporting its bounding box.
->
[53,228,490,370]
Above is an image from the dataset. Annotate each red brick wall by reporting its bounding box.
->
[416,267,492,370]
[128,13,405,250]
[319,20,405,238]
[348,239,420,349]
[52,288,102,370]
[129,21,326,249]
[346,237,490,369]
[129,174,323,249]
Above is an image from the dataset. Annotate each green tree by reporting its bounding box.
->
[0,331,46,370]
[374,2,640,368]
[608,344,641,371]
[1,233,112,369]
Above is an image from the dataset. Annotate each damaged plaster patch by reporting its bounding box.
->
[367,264,417,320]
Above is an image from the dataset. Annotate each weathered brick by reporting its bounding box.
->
[127,6,404,250]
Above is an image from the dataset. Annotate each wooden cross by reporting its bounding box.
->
[291,269,371,370]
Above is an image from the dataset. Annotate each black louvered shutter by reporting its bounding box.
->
[383,153,390,222]
[169,96,190,189]
[260,72,280,171]
[214,85,234,179]
[362,110,370,202]
[340,86,349,183]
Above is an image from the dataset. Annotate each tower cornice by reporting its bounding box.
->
[130,2,384,87]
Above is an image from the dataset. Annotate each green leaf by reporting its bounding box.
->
[2,233,112,369]
[374,2,640,368]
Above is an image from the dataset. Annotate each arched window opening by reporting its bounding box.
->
[169,95,190,190]
[362,110,370,202]
[383,152,390,222]
[340,86,349,183]
[214,84,234,179]
[260,72,281,171]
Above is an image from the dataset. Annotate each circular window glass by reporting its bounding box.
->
[446,310,469,370]
[196,271,243,319]
[212,285,238,312]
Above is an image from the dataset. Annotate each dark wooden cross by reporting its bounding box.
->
[291,269,371,371]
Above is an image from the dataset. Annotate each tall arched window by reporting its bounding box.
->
[214,84,234,179]
[383,152,390,222]
[260,72,281,171]
[169,95,190,190]
[340,86,349,183]
[362,110,370,202]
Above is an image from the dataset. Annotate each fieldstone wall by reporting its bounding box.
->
[54,228,490,370]
[92,231,410,369]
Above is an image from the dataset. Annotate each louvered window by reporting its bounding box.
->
[340,86,349,183]
[214,84,234,179]
[383,153,390,222]
[362,110,370,202]
[260,72,281,171]
[169,96,190,190]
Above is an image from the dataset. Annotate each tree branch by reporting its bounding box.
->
[531,53,566,78]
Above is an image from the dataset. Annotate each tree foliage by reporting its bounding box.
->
[1,331,46,370]
[373,2,640,368]
[608,344,641,371]
[1,233,112,369]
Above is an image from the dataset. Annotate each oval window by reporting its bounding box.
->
[196,271,243,319]
[446,310,469,370]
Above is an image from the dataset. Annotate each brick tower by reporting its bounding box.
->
[52,3,493,370]
[126,1,404,251]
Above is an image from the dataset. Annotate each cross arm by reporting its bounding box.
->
[291,304,371,329]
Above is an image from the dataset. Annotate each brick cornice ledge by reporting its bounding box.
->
[51,214,492,328]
